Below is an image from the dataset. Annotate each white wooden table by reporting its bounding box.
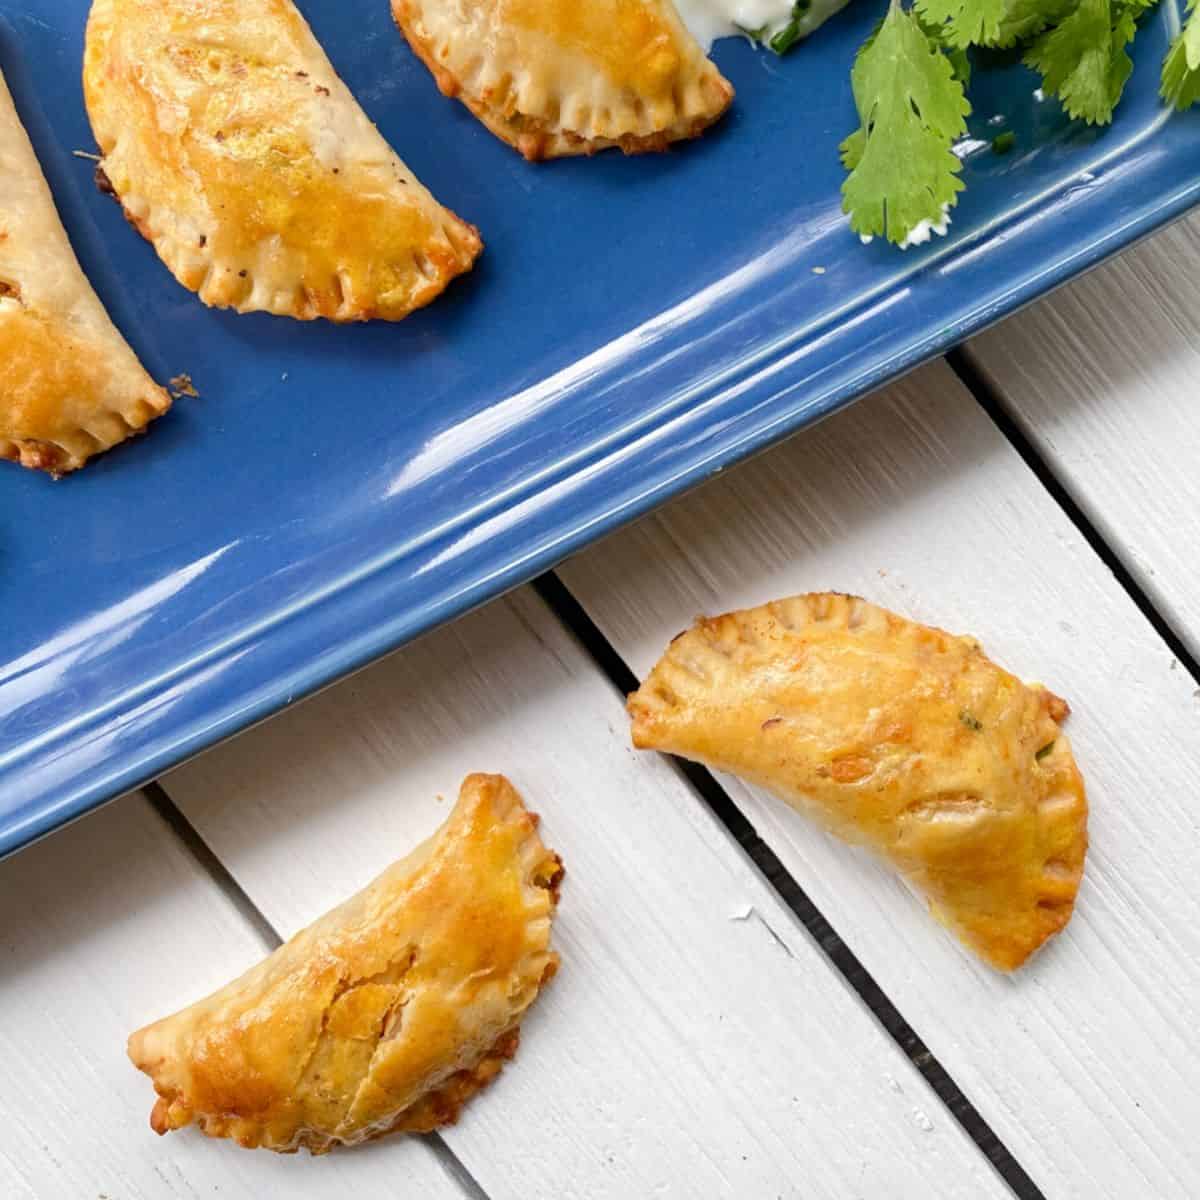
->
[5,215,1200,1200]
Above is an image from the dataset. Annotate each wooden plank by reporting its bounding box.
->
[163,589,1005,1200]
[967,211,1200,659]
[558,358,1200,1198]
[0,793,465,1198]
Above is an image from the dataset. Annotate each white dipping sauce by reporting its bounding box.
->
[898,203,952,250]
[859,203,953,249]
[674,0,851,50]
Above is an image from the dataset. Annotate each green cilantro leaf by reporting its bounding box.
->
[990,0,1077,47]
[918,12,975,81]
[840,0,970,244]
[1024,0,1153,124]
[943,38,975,81]
[916,0,1008,47]
[917,0,1077,48]
[1162,0,1200,108]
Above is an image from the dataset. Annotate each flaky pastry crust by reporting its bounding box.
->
[84,0,482,321]
[393,0,733,160]
[629,593,1088,971]
[128,774,563,1152]
[0,68,169,475]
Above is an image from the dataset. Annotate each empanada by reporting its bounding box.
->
[0,68,169,475]
[628,594,1088,971]
[393,0,734,159]
[84,0,482,322]
[129,774,563,1152]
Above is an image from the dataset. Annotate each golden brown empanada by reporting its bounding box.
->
[0,68,169,475]
[84,0,482,322]
[629,594,1088,971]
[393,0,734,159]
[129,774,563,1152]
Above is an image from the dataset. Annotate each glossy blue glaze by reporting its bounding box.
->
[0,1,1196,856]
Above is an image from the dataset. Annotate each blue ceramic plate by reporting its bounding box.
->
[1,0,1196,856]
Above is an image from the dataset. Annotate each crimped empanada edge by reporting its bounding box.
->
[392,0,734,161]
[627,593,1090,971]
[128,774,563,1153]
[83,0,482,322]
[0,385,169,476]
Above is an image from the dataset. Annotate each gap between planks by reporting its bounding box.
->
[960,211,1200,671]
[553,355,1200,1196]
[945,347,1200,692]
[531,572,1045,1200]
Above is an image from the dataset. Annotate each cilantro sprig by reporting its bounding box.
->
[1024,0,1154,123]
[757,0,1195,246]
[917,0,1009,47]
[1162,0,1200,107]
[839,0,970,243]
[917,0,1076,47]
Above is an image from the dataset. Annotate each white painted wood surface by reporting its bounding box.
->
[0,794,466,1199]
[967,211,1200,661]
[9,212,1200,1198]
[559,359,1200,1198]
[162,587,1005,1200]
